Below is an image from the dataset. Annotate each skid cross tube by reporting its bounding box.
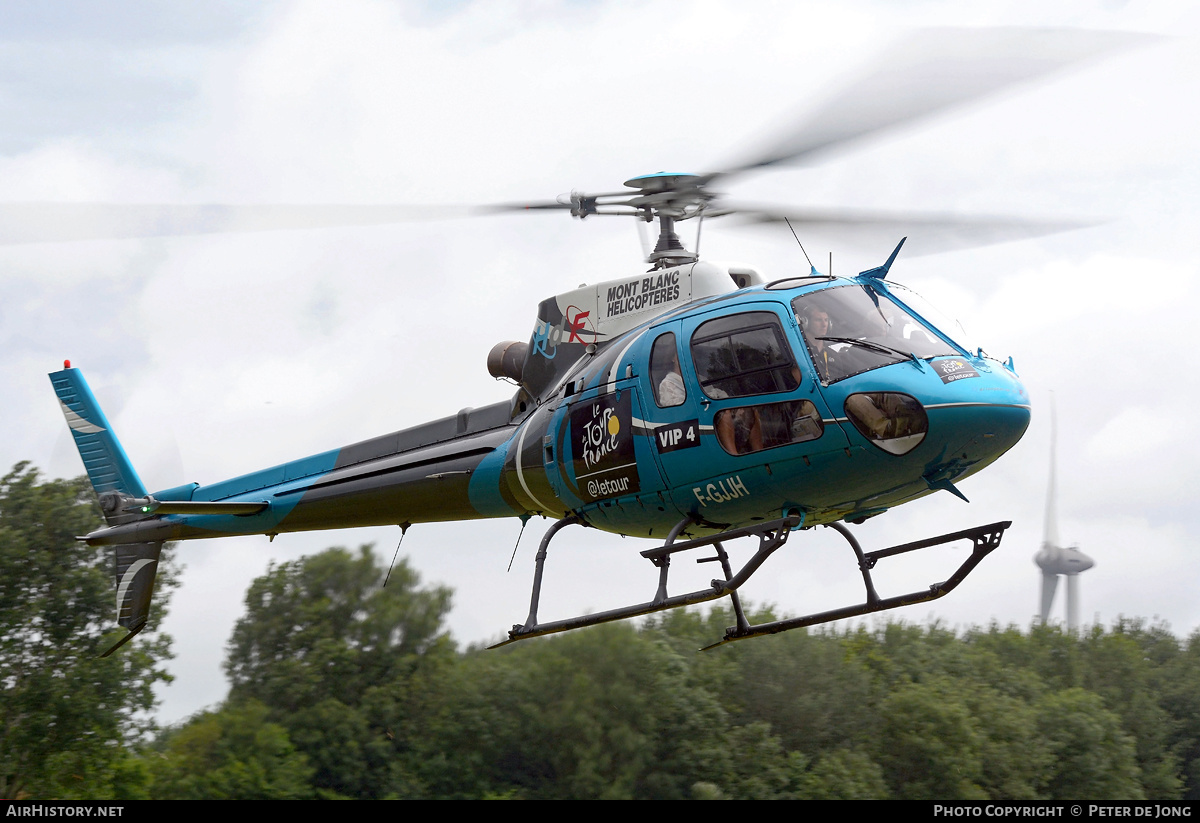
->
[491,513,801,648]
[701,520,1011,649]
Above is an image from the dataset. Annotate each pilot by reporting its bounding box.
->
[801,306,836,381]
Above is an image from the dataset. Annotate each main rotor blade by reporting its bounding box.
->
[708,27,1156,180]
[483,201,574,212]
[0,202,475,246]
[720,204,1096,256]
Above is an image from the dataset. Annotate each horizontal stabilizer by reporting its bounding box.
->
[122,497,269,516]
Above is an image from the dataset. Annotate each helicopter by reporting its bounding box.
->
[41,27,1146,656]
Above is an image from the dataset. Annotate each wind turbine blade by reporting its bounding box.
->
[1040,569,1060,624]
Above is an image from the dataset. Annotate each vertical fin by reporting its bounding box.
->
[48,365,164,656]
[49,365,147,524]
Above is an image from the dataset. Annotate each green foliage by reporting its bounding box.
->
[796,748,888,800]
[1035,688,1145,798]
[963,686,1049,799]
[723,625,875,756]
[224,544,453,713]
[221,544,455,798]
[1159,629,1200,799]
[0,463,174,799]
[879,676,987,799]
[149,700,314,799]
[401,621,731,799]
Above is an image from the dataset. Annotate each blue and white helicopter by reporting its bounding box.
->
[45,28,1138,655]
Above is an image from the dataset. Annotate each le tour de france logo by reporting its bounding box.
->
[932,357,980,384]
[569,392,640,503]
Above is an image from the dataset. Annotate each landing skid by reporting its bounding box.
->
[701,520,1009,649]
[490,514,1010,650]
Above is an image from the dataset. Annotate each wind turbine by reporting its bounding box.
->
[1034,398,1094,630]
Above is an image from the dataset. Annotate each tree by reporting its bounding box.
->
[398,621,733,799]
[878,676,987,799]
[797,748,889,800]
[724,626,876,757]
[0,463,174,799]
[1079,622,1182,799]
[221,545,455,798]
[1036,688,1145,799]
[149,700,314,799]
[1158,629,1200,798]
[225,544,453,713]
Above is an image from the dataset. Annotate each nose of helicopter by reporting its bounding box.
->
[920,363,1031,484]
[945,400,1030,468]
[838,361,1030,464]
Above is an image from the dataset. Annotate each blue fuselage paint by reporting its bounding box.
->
[468,435,520,518]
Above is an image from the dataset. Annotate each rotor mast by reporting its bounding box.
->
[627,173,703,268]
[647,213,696,267]
[555,172,708,268]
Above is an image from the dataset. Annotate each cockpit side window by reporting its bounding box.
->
[690,311,800,399]
[650,332,686,408]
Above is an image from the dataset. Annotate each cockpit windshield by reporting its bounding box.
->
[791,285,959,383]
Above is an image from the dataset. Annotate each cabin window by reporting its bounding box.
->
[650,332,686,408]
[690,311,800,399]
[714,399,824,456]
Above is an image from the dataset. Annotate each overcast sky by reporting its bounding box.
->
[2,0,1197,726]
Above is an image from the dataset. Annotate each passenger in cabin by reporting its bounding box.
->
[714,402,763,455]
[732,366,823,453]
[845,392,926,441]
[659,365,686,408]
[651,335,687,408]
